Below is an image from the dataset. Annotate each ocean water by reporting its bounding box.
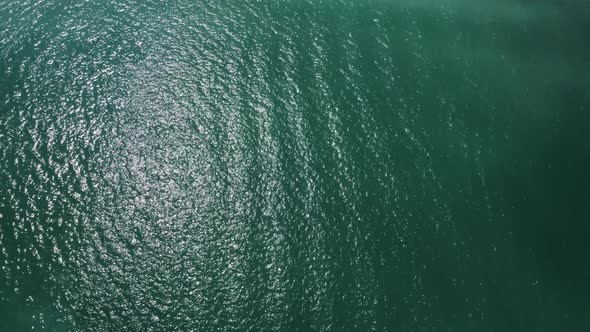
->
[1,0,589,330]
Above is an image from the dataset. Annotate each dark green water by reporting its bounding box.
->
[1,0,589,330]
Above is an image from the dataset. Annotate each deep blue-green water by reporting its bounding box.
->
[1,0,589,330]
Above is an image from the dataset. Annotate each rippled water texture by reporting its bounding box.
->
[1,0,589,330]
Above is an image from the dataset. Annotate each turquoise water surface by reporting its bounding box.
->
[1,0,589,330]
